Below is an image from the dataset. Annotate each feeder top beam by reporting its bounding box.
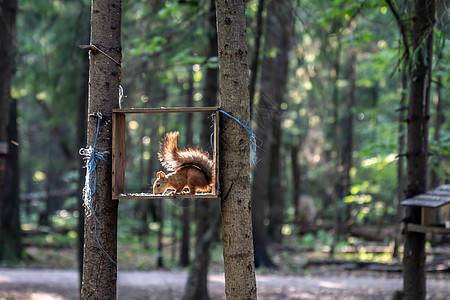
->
[112,107,219,114]
[401,184,450,208]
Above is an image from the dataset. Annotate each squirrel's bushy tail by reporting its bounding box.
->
[158,131,215,186]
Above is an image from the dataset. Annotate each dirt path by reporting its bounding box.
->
[0,268,449,299]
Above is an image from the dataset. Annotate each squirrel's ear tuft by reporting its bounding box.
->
[157,171,166,178]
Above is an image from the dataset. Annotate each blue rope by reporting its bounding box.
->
[79,115,116,265]
[218,109,259,165]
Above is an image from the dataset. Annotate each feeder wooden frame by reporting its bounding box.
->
[401,184,450,234]
[112,107,219,200]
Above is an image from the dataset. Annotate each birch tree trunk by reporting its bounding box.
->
[81,0,121,298]
[216,0,257,298]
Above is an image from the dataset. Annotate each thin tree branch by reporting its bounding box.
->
[385,0,410,59]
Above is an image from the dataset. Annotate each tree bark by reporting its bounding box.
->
[216,0,257,298]
[0,0,18,262]
[403,1,435,299]
[81,0,121,298]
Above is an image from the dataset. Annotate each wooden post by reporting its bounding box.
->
[112,112,126,197]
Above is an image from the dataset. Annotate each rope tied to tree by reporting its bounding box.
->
[79,114,110,218]
[79,113,116,265]
[218,109,259,166]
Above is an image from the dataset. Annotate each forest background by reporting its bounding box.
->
[0,0,449,297]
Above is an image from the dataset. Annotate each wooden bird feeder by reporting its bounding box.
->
[112,107,219,200]
[401,184,450,234]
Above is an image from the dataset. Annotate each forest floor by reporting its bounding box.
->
[1,265,449,299]
[1,245,449,299]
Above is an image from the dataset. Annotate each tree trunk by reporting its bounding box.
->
[267,114,284,242]
[339,46,357,227]
[157,199,164,268]
[291,143,302,223]
[403,1,435,299]
[216,0,257,298]
[183,206,220,300]
[249,0,265,116]
[81,0,121,298]
[251,0,294,263]
[251,143,275,267]
[179,70,194,268]
[331,45,356,256]
[329,25,342,259]
[0,100,22,261]
[183,0,219,297]
[393,62,407,259]
[265,0,294,243]
[250,84,275,266]
[0,0,18,262]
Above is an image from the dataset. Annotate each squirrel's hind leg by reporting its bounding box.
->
[186,186,197,195]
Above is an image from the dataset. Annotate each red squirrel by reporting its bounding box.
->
[152,131,215,195]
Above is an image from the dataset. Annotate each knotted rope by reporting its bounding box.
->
[79,114,116,265]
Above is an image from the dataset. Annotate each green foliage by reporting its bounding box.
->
[29,231,78,249]
[301,231,333,249]
[129,36,168,56]
[11,0,450,269]
[430,132,450,181]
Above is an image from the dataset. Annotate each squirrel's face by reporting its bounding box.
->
[153,176,167,194]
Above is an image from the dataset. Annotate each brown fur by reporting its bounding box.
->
[153,132,214,195]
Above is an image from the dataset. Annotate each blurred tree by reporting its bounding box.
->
[336,38,358,243]
[251,0,295,266]
[179,69,194,268]
[249,0,265,115]
[387,0,437,298]
[183,0,220,298]
[0,0,22,262]
[393,46,407,259]
[14,0,89,233]
[403,0,435,299]
[265,0,295,242]
[0,100,22,262]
